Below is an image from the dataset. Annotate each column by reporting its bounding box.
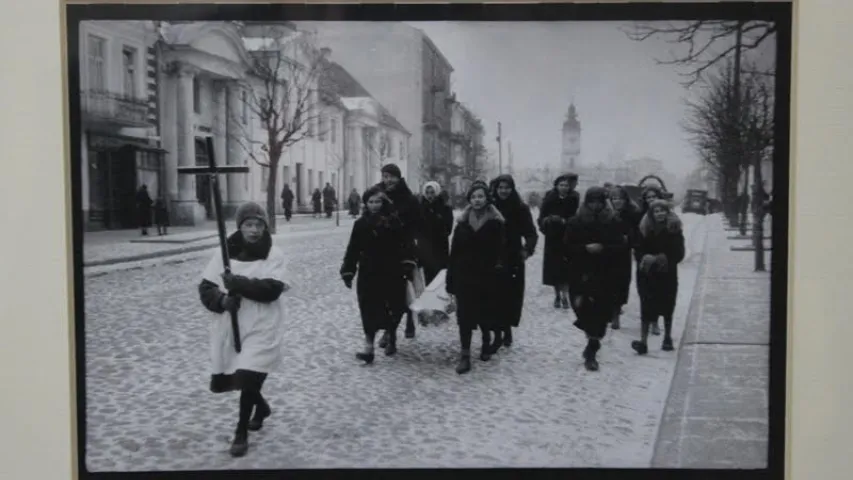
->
[212,80,229,213]
[225,83,248,210]
[351,125,364,190]
[160,70,179,209]
[173,63,199,225]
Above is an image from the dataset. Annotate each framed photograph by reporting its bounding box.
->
[65,2,792,479]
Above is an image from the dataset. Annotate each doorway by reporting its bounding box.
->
[295,163,304,206]
[194,138,214,220]
[90,146,139,229]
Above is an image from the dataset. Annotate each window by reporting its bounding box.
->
[241,90,248,125]
[318,114,327,141]
[121,46,137,97]
[330,118,337,144]
[193,77,201,114]
[399,141,404,159]
[87,35,106,91]
[261,167,269,192]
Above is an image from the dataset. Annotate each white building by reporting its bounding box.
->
[78,21,162,230]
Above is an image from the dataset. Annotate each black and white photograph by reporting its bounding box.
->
[67,2,791,478]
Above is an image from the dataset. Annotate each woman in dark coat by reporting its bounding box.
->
[418,180,454,286]
[635,185,665,335]
[632,199,686,355]
[340,186,417,362]
[489,174,538,349]
[311,189,322,217]
[608,185,642,329]
[563,187,626,372]
[537,173,580,309]
[347,189,361,217]
[446,181,506,375]
[136,184,153,236]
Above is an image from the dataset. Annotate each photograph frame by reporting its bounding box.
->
[64,2,793,479]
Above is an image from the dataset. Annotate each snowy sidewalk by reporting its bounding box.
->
[652,214,770,468]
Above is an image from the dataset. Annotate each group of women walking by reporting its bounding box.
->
[195,162,685,457]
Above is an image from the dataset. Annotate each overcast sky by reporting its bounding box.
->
[409,21,775,178]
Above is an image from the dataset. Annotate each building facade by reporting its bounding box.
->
[79,21,163,231]
[449,101,486,196]
[298,22,454,191]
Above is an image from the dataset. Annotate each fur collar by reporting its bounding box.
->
[638,210,683,238]
[457,204,505,225]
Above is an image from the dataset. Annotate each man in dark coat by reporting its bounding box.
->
[280,184,294,222]
[373,163,423,346]
[136,184,153,236]
[323,182,337,218]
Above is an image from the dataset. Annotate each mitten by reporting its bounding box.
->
[341,274,354,289]
[640,255,656,273]
[655,253,669,271]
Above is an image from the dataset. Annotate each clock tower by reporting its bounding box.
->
[561,103,581,171]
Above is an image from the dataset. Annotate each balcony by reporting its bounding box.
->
[81,89,150,128]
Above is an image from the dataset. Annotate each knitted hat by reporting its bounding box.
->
[422,181,441,196]
[380,163,402,179]
[235,202,268,228]
[649,199,672,212]
[467,180,490,201]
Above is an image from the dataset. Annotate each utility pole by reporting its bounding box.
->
[497,121,503,175]
[508,141,514,176]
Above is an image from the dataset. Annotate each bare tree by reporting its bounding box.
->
[364,127,393,170]
[681,59,774,223]
[229,28,328,233]
[623,20,776,87]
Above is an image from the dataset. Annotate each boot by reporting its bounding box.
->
[553,296,561,309]
[384,333,397,356]
[488,331,503,354]
[405,314,416,339]
[503,328,513,347]
[378,331,389,349]
[631,340,649,355]
[611,309,621,330]
[456,354,471,374]
[355,351,375,364]
[480,346,492,362]
[248,402,271,432]
[583,339,600,371]
[229,429,249,457]
[662,336,674,352]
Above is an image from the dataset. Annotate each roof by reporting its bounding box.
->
[319,60,409,135]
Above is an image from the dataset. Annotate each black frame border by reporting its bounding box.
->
[65,3,792,480]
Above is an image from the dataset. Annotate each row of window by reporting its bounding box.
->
[87,33,141,98]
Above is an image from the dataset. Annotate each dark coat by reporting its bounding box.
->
[490,175,539,328]
[417,196,454,285]
[563,205,626,338]
[340,212,416,335]
[136,187,153,228]
[312,190,322,213]
[280,187,294,209]
[373,178,423,258]
[323,186,336,212]
[611,203,642,306]
[537,189,580,286]
[347,192,360,215]
[634,213,686,321]
[446,205,507,331]
[154,199,169,226]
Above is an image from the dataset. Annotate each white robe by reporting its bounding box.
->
[200,246,288,375]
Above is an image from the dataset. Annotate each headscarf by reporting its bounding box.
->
[489,174,522,208]
[422,181,442,198]
[574,186,613,224]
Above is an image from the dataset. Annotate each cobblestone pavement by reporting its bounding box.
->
[83,213,708,471]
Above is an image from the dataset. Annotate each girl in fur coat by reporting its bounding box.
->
[636,185,666,335]
[340,186,417,362]
[563,187,626,371]
[608,185,643,330]
[537,173,580,309]
[632,199,686,354]
[446,181,507,374]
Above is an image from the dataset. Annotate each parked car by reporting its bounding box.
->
[683,189,709,215]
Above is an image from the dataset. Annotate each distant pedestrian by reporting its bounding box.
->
[632,199,685,355]
[489,174,538,349]
[323,182,336,218]
[311,189,322,217]
[446,181,506,374]
[607,185,642,329]
[197,202,291,458]
[135,184,153,236]
[280,184,294,222]
[340,186,416,362]
[562,186,624,372]
[347,188,360,218]
[154,197,169,236]
[418,181,454,286]
[538,173,580,309]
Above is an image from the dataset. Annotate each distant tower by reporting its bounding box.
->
[561,103,581,171]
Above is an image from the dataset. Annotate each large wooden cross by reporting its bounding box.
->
[178,136,250,353]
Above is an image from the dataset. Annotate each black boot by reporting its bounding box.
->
[378,331,389,349]
[583,339,600,371]
[553,296,561,309]
[488,330,503,354]
[384,332,397,356]
[611,308,621,330]
[503,328,513,347]
[229,429,249,457]
[456,353,471,374]
[405,313,416,339]
[248,401,271,432]
[355,351,375,364]
[662,336,674,352]
[631,340,649,355]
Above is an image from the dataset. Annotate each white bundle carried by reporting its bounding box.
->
[409,269,455,327]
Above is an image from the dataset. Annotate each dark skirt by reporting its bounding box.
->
[542,233,569,286]
[570,292,613,339]
[613,250,633,306]
[456,285,498,332]
[356,272,407,335]
[497,263,526,328]
[636,271,678,321]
